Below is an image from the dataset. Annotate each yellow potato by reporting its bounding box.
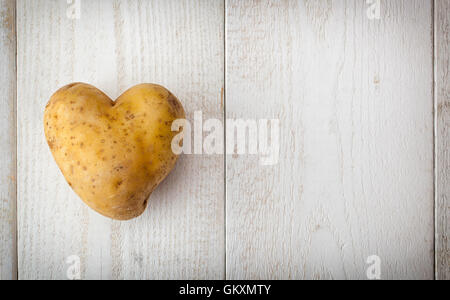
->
[44,83,185,220]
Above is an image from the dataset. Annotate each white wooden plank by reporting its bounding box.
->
[17,0,224,279]
[435,0,450,281]
[0,0,16,280]
[226,0,434,279]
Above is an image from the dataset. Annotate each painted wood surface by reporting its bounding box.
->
[225,0,434,279]
[435,0,450,281]
[6,0,445,279]
[0,0,16,280]
[17,0,224,279]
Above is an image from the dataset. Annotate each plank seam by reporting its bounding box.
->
[223,0,227,281]
[13,0,18,281]
[432,0,437,281]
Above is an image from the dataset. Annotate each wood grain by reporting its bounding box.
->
[435,0,450,281]
[226,0,434,279]
[0,0,16,280]
[17,0,224,279]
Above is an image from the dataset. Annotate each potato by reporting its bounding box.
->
[44,83,185,220]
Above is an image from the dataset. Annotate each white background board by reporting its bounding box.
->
[0,0,446,279]
[0,0,16,280]
[16,0,224,280]
[226,0,434,280]
[435,0,450,281]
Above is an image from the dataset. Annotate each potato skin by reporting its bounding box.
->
[44,83,185,220]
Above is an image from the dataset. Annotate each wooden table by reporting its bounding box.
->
[0,0,448,280]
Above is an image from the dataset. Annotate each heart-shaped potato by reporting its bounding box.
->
[44,83,185,220]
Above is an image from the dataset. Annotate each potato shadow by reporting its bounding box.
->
[141,154,189,216]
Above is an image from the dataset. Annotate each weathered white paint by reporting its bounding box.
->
[17,0,224,279]
[226,0,434,280]
[435,0,450,281]
[7,0,443,280]
[0,0,16,280]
